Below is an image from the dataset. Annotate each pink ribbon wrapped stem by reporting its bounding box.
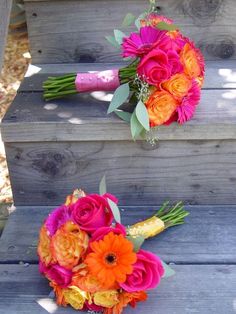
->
[75,69,120,92]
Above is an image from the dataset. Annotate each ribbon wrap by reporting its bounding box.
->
[127,216,165,239]
[75,69,120,92]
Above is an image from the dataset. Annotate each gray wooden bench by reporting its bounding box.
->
[1,1,236,313]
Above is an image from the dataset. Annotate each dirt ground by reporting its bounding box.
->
[0,34,31,204]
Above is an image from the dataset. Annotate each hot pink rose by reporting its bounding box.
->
[167,50,183,75]
[70,193,117,233]
[39,261,72,287]
[90,223,126,242]
[137,49,172,86]
[120,250,164,292]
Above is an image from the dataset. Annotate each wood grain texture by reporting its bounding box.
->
[24,0,236,63]
[0,0,12,70]
[1,205,236,264]
[4,140,236,206]
[2,87,236,142]
[1,264,236,314]
[18,60,236,91]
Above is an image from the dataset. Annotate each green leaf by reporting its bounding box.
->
[107,83,130,114]
[156,21,179,31]
[126,235,145,252]
[130,111,144,139]
[135,13,147,30]
[122,13,136,27]
[99,175,107,195]
[162,261,176,278]
[114,29,126,45]
[115,110,132,123]
[105,35,121,48]
[135,100,150,131]
[107,198,121,224]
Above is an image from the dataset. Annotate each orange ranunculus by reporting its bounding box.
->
[85,232,137,289]
[145,90,178,127]
[37,224,55,266]
[65,189,86,206]
[162,73,192,99]
[104,291,147,314]
[51,221,89,269]
[72,271,104,293]
[49,282,67,307]
[180,43,202,79]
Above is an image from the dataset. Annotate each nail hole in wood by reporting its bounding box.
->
[38,50,42,54]
[32,12,37,17]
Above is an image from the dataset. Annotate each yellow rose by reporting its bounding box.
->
[93,290,119,308]
[63,286,88,310]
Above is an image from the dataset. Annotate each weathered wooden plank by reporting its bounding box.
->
[0,264,236,314]
[0,0,12,70]
[4,139,236,206]
[18,60,236,92]
[2,88,236,142]
[24,0,236,63]
[1,205,236,263]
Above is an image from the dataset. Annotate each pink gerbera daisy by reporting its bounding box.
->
[122,26,171,58]
[177,80,201,124]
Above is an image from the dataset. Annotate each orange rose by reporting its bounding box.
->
[145,90,178,126]
[37,224,55,266]
[51,221,89,269]
[162,73,192,99]
[180,43,201,79]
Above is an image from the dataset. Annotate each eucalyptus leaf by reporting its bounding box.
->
[162,261,176,278]
[115,110,132,123]
[99,175,107,195]
[107,83,130,114]
[130,111,144,139]
[105,35,121,48]
[126,235,145,252]
[107,198,121,223]
[114,29,126,45]
[135,100,150,131]
[156,21,179,31]
[122,13,136,27]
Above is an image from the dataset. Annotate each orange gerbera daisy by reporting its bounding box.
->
[85,232,137,289]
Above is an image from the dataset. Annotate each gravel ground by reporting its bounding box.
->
[0,34,31,204]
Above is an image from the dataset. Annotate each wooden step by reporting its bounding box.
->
[23,0,236,63]
[0,205,236,264]
[1,61,236,206]
[0,205,236,313]
[0,264,236,314]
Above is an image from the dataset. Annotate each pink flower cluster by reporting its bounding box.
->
[38,191,164,313]
[122,14,205,126]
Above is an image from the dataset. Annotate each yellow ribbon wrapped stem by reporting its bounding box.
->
[127,216,165,239]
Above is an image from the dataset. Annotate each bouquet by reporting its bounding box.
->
[43,1,205,141]
[38,179,189,313]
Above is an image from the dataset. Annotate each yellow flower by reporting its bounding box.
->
[63,286,88,310]
[93,290,119,308]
